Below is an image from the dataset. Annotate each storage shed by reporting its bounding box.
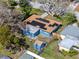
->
[34,40,47,52]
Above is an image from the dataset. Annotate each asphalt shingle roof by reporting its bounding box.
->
[59,35,79,49]
[61,25,79,38]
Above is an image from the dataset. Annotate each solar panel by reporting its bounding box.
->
[49,23,58,27]
[36,18,49,23]
[30,21,47,30]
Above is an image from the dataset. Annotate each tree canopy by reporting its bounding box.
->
[19,0,32,20]
[0,25,29,52]
[61,13,77,26]
[0,25,11,47]
[8,0,17,6]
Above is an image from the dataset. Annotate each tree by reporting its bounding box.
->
[19,0,29,7]
[8,0,17,6]
[0,25,29,53]
[19,0,32,20]
[41,0,71,16]
[0,25,11,47]
[61,13,77,26]
[8,0,17,10]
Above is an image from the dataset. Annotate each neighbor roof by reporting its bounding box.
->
[19,50,45,59]
[22,15,61,33]
[75,3,79,12]
[61,25,79,38]
[59,35,79,49]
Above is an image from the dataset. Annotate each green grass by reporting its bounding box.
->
[31,8,43,15]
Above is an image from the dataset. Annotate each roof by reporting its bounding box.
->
[59,35,79,49]
[26,25,40,34]
[22,15,61,33]
[34,40,43,46]
[19,52,33,59]
[61,25,79,38]
[30,2,43,8]
[19,50,45,59]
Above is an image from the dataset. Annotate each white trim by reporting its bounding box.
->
[26,50,45,59]
[41,13,48,18]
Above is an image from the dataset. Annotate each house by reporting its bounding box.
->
[60,25,79,39]
[58,35,79,51]
[58,25,79,51]
[34,40,47,51]
[21,15,62,39]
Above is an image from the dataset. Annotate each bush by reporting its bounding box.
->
[61,49,79,56]
[61,50,68,56]
[69,49,78,56]
[19,0,32,20]
[8,0,17,6]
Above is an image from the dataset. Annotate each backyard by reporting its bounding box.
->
[40,40,79,59]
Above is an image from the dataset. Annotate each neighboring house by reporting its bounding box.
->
[34,40,47,51]
[19,50,45,59]
[58,25,79,51]
[21,15,61,39]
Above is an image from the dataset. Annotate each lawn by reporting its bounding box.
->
[31,8,44,15]
[41,40,79,59]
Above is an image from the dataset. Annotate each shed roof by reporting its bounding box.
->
[61,25,79,38]
[59,35,79,49]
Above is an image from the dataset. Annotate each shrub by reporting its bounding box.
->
[8,0,17,6]
[69,49,78,56]
[61,49,79,56]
